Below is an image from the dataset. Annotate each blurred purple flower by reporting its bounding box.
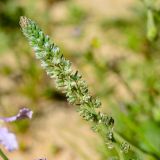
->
[0,108,33,152]
[0,108,33,122]
[0,127,18,151]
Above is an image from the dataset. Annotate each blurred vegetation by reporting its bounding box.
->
[1,0,160,159]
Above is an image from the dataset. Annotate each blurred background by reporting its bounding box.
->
[1,0,160,159]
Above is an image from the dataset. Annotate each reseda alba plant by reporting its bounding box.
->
[19,15,116,146]
[19,16,156,160]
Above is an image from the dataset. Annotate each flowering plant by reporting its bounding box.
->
[0,108,33,160]
[19,16,132,159]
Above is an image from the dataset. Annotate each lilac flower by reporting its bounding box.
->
[0,108,33,122]
[0,127,18,152]
[0,108,33,152]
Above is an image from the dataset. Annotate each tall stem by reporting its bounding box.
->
[114,132,159,160]
[0,149,9,160]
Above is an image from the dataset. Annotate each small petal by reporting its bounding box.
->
[0,108,33,122]
[0,127,18,151]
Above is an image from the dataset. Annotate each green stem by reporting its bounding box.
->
[114,132,144,156]
[114,131,159,160]
[115,144,124,160]
[0,149,9,160]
